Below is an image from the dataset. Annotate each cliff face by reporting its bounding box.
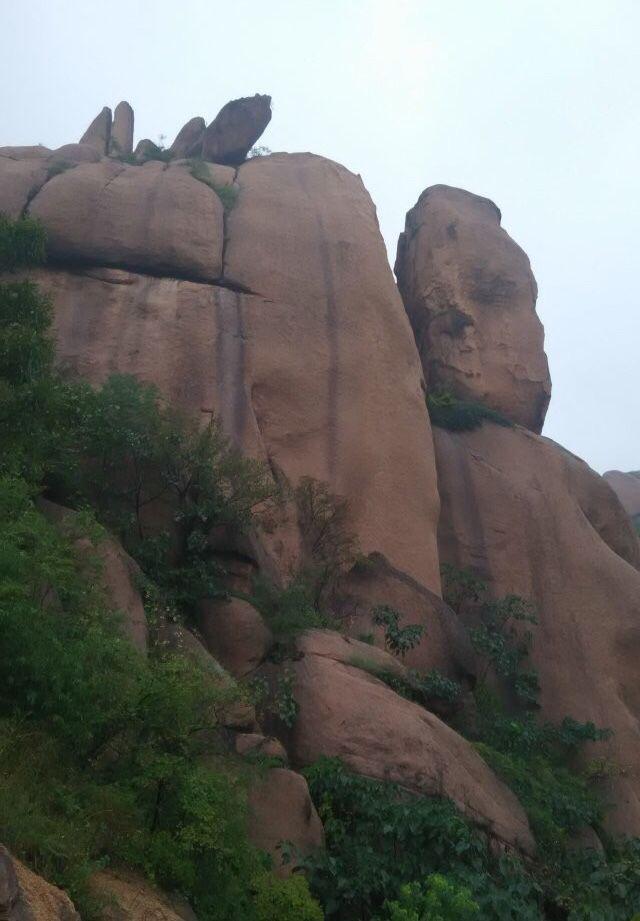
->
[5,145,441,594]
[2,99,640,916]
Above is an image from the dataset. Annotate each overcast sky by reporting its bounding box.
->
[2,0,638,473]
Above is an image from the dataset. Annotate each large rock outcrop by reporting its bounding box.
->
[25,151,441,591]
[396,185,551,432]
[286,630,535,853]
[28,160,230,281]
[435,423,640,835]
[201,94,272,164]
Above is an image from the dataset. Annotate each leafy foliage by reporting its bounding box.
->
[252,871,324,921]
[302,757,541,920]
[0,213,47,270]
[379,874,479,920]
[349,658,462,713]
[371,605,424,658]
[0,477,262,917]
[427,389,512,432]
[295,476,359,608]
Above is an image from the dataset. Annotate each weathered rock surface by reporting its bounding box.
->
[0,846,79,920]
[338,552,475,677]
[169,116,206,158]
[34,152,441,590]
[28,160,227,281]
[202,94,272,165]
[435,423,640,835]
[52,143,102,164]
[235,732,287,761]
[396,185,551,432]
[109,101,134,157]
[91,870,193,921]
[0,145,52,160]
[198,596,272,677]
[247,768,324,874]
[79,106,112,156]
[604,470,640,523]
[0,157,49,217]
[288,630,535,853]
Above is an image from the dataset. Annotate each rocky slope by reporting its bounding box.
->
[2,97,640,917]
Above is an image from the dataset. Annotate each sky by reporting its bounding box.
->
[2,0,638,473]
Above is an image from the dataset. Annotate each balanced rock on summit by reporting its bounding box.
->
[396,184,551,432]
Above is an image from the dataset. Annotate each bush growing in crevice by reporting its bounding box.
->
[427,389,512,432]
[188,158,239,211]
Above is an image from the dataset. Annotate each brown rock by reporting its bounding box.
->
[52,144,102,164]
[0,145,52,160]
[202,94,272,165]
[198,597,272,677]
[224,153,442,590]
[109,101,134,157]
[169,116,205,158]
[235,732,287,761]
[79,106,112,156]
[29,160,226,281]
[37,149,442,592]
[288,633,535,853]
[95,538,148,652]
[133,139,161,162]
[396,185,551,432]
[247,768,324,874]
[90,869,193,921]
[604,470,640,521]
[435,422,640,835]
[0,157,49,217]
[0,846,79,920]
[338,552,475,677]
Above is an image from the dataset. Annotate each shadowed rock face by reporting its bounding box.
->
[201,94,272,164]
[435,423,640,835]
[396,184,551,432]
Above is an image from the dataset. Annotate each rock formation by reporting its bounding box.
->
[3,98,640,915]
[396,184,551,432]
[288,630,534,853]
[435,424,640,835]
[9,150,441,592]
[201,94,272,164]
[109,101,134,157]
[604,469,640,530]
[79,106,112,156]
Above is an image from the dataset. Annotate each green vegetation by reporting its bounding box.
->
[380,875,479,920]
[349,658,462,712]
[252,871,323,921]
[188,158,239,211]
[427,389,512,432]
[371,605,424,657]
[302,757,640,920]
[0,213,46,269]
[0,213,321,920]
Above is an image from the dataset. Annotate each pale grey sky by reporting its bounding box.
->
[2,0,638,473]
